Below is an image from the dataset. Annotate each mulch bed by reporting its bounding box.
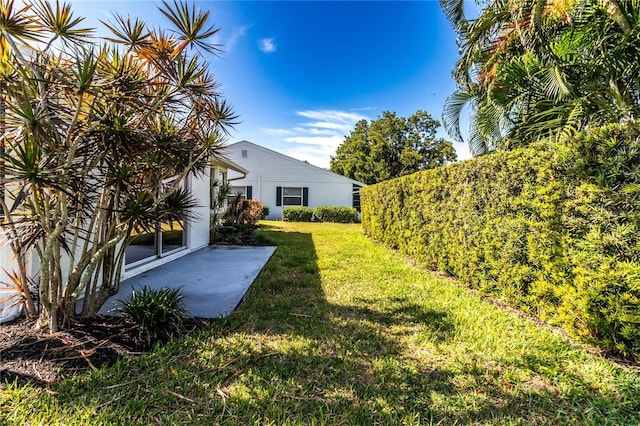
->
[1,234,268,390]
[0,316,212,389]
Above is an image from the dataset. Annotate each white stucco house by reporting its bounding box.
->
[223,141,366,220]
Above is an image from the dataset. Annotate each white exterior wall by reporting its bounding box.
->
[225,141,364,219]
[187,171,213,251]
[0,170,214,286]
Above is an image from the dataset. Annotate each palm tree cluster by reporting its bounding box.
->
[0,0,236,332]
[441,0,640,155]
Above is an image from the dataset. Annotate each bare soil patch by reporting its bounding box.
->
[0,316,212,389]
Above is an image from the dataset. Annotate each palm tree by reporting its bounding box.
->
[440,0,640,155]
[0,0,237,332]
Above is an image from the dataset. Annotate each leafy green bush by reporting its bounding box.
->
[313,206,359,223]
[261,205,270,219]
[282,206,313,222]
[361,123,640,359]
[116,286,187,348]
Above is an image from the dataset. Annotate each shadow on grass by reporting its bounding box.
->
[31,229,640,425]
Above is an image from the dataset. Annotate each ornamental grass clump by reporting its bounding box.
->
[117,286,187,348]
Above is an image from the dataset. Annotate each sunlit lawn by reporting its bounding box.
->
[1,221,639,425]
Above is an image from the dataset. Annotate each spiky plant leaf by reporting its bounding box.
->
[32,0,92,44]
[159,0,221,54]
[0,0,42,43]
[100,13,149,48]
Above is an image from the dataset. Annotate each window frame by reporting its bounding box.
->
[125,177,188,267]
[282,186,303,206]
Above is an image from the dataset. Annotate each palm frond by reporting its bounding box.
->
[0,35,15,83]
[598,0,633,33]
[171,53,218,95]
[541,64,571,101]
[442,90,472,144]
[0,0,42,43]
[472,100,504,153]
[101,13,149,48]
[439,0,468,32]
[159,0,221,54]
[32,0,93,44]
[206,98,239,135]
[160,186,199,223]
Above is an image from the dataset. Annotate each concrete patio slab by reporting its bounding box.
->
[99,245,276,318]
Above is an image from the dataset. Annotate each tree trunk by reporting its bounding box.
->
[16,255,37,318]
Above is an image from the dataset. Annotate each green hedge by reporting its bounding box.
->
[313,206,359,223]
[361,124,640,359]
[282,206,313,222]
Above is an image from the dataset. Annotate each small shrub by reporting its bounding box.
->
[224,196,264,228]
[247,200,265,224]
[116,286,187,348]
[313,206,359,223]
[282,206,313,222]
[261,205,270,219]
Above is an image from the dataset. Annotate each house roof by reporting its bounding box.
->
[211,153,249,175]
[227,140,366,187]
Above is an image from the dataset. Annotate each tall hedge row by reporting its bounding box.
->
[361,124,640,359]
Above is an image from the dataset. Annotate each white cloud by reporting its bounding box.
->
[258,38,276,53]
[350,106,376,112]
[301,121,355,133]
[289,110,367,152]
[297,110,366,124]
[211,26,249,54]
[261,108,370,168]
[284,135,344,147]
[281,145,335,169]
[226,26,249,52]
[292,127,337,136]
[264,128,295,136]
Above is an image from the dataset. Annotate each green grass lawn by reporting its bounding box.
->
[2,221,639,425]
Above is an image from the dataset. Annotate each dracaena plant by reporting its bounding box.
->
[0,0,237,332]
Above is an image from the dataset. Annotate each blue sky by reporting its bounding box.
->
[70,0,475,167]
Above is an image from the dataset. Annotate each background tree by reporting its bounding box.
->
[0,0,236,332]
[330,110,457,184]
[441,0,640,155]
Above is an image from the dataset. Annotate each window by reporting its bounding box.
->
[125,177,187,266]
[230,186,246,199]
[352,184,362,212]
[276,186,308,206]
[241,149,248,158]
[229,185,252,201]
[283,187,302,205]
